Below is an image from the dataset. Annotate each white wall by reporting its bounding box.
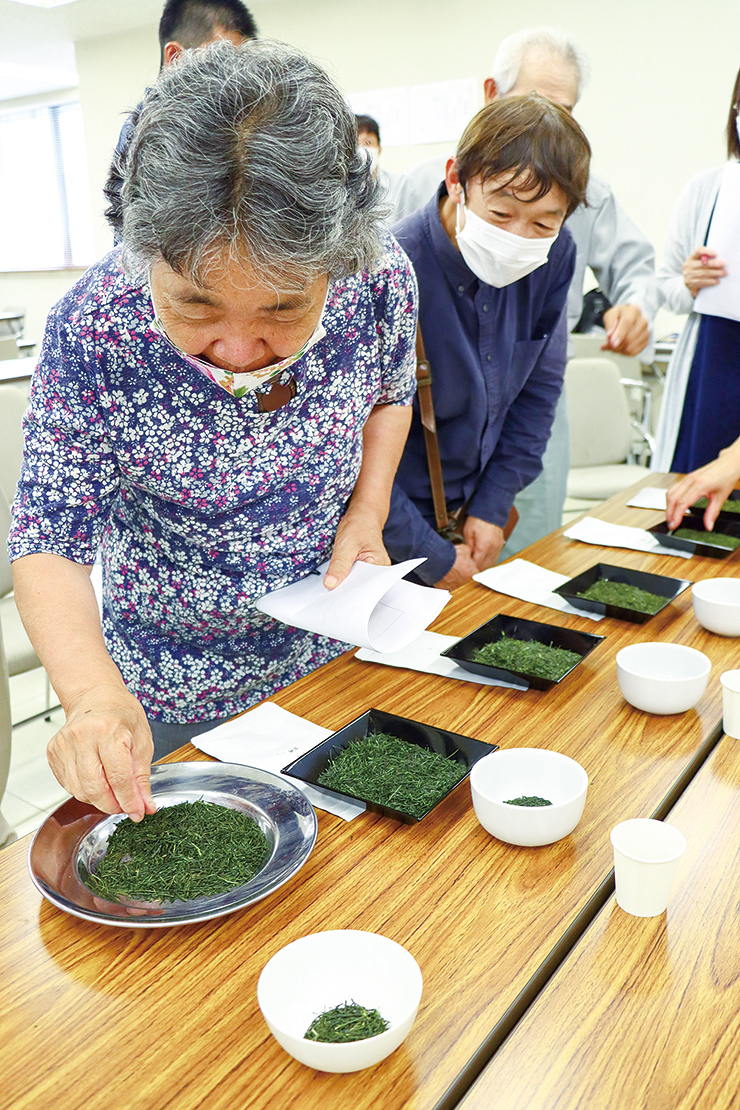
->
[245,0,740,337]
[0,271,86,353]
[7,0,740,344]
[76,25,159,259]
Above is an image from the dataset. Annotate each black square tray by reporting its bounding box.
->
[690,490,740,522]
[552,562,691,623]
[648,519,740,558]
[439,613,605,690]
[281,708,496,824]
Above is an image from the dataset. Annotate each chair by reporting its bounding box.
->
[564,357,653,513]
[569,332,665,437]
[0,337,20,360]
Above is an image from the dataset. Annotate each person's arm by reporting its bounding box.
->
[575,178,657,356]
[383,479,476,587]
[657,172,718,316]
[466,299,571,543]
[324,402,412,588]
[326,234,421,587]
[8,295,155,819]
[12,554,156,819]
[666,436,740,531]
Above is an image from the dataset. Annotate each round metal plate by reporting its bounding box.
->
[27,763,317,928]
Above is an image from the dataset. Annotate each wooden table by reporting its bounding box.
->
[1,475,738,1110]
[456,735,740,1110]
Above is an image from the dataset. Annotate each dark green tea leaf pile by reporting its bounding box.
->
[471,635,581,681]
[694,496,740,514]
[575,578,665,613]
[81,799,269,904]
[673,527,740,550]
[305,1001,389,1043]
[504,795,552,807]
[318,731,465,819]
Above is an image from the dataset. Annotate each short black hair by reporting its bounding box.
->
[158,0,257,65]
[355,114,380,144]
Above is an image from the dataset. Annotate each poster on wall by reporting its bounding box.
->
[408,78,479,145]
[349,86,409,147]
[349,77,480,148]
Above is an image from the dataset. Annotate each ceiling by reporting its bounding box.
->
[1,0,168,99]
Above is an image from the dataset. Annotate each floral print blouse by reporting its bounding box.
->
[8,241,417,723]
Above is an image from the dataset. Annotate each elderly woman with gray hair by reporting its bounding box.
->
[8,41,417,821]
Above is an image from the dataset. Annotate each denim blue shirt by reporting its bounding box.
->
[385,187,575,585]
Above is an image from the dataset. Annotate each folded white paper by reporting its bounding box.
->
[473,558,604,620]
[625,487,668,511]
[256,558,450,652]
[694,162,740,323]
[563,516,691,558]
[192,702,365,821]
[356,631,527,688]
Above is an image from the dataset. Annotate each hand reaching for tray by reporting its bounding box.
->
[667,437,740,531]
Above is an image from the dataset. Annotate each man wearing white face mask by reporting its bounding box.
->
[391,27,656,555]
[384,95,590,588]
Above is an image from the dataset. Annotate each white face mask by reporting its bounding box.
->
[455,200,558,288]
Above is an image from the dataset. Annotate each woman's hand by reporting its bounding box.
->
[667,439,740,531]
[47,684,157,820]
[682,247,727,299]
[324,503,390,589]
[434,543,479,590]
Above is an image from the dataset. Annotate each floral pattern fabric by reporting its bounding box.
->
[9,241,417,723]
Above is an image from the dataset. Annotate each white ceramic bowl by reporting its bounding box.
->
[257,930,422,1072]
[692,578,740,636]
[469,748,588,847]
[616,642,711,714]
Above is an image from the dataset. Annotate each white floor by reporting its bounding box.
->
[4,667,68,841]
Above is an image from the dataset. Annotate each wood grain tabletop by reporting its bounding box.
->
[2,475,737,1110]
[455,732,740,1110]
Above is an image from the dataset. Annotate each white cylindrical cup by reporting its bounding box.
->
[610,819,687,917]
[720,670,740,739]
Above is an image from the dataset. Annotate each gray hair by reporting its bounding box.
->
[490,27,590,104]
[121,40,388,288]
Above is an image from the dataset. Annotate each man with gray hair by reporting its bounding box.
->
[392,27,656,552]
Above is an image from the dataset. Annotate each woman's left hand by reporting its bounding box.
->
[463,515,506,572]
[324,504,390,589]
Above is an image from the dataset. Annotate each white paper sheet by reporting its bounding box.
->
[563,516,692,558]
[256,558,450,652]
[355,631,527,688]
[192,703,365,821]
[473,559,605,620]
[625,487,668,511]
[695,162,740,323]
[348,86,410,147]
[408,78,479,144]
